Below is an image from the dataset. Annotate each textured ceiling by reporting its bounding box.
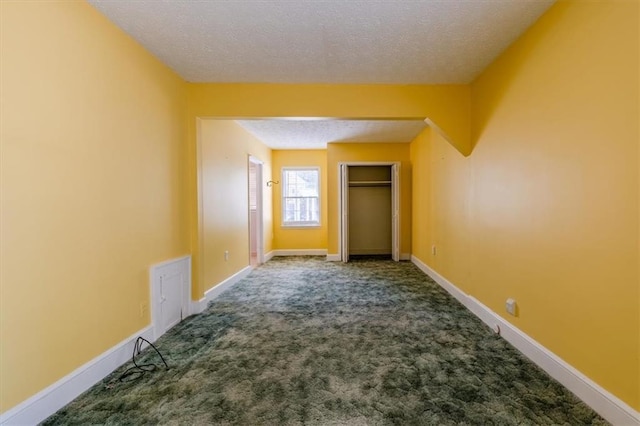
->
[235,119,428,149]
[87,0,555,84]
[88,0,555,149]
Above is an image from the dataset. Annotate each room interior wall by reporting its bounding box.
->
[5,0,637,417]
[348,185,392,255]
[187,84,471,153]
[410,128,472,292]
[411,0,639,410]
[271,150,328,251]
[186,83,470,292]
[0,1,189,413]
[198,120,273,294]
[326,143,412,257]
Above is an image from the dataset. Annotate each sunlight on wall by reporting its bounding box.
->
[411,0,639,409]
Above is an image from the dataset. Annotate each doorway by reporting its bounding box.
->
[248,156,264,267]
[339,162,400,262]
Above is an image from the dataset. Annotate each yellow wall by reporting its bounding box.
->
[410,131,432,263]
[327,144,412,257]
[186,83,470,293]
[411,0,639,409]
[0,1,188,413]
[272,150,328,250]
[4,0,637,416]
[198,120,272,294]
[411,128,472,291]
[187,84,471,154]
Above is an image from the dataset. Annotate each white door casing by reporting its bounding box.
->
[340,164,350,263]
[338,162,400,262]
[392,163,400,262]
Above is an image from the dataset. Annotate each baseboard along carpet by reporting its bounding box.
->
[44,257,606,425]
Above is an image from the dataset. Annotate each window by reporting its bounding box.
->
[282,167,320,227]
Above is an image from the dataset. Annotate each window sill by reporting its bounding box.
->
[281,224,321,229]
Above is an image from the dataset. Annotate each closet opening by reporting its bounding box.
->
[339,162,400,263]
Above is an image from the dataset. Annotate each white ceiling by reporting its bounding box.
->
[87,0,554,84]
[236,119,429,150]
[87,0,555,149]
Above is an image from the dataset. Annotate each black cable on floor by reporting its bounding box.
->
[118,337,169,382]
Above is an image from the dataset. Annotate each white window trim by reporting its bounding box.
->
[281,167,321,228]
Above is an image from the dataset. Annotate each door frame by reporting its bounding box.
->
[248,155,264,265]
[338,161,401,262]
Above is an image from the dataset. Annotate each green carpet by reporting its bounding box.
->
[44,257,606,425]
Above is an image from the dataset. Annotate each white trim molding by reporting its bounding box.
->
[411,255,640,426]
[337,161,402,263]
[264,250,275,262]
[270,249,327,257]
[191,266,253,315]
[191,297,207,316]
[204,266,252,302]
[326,253,409,262]
[349,249,392,255]
[2,263,254,425]
[0,326,155,426]
[280,167,321,228]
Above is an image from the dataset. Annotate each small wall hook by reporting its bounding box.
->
[267,180,279,187]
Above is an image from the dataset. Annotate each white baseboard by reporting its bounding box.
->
[264,251,275,262]
[204,266,252,303]
[0,326,155,426]
[348,249,391,255]
[7,257,635,426]
[325,253,410,262]
[190,296,207,316]
[411,257,469,308]
[270,249,327,256]
[190,266,253,315]
[411,255,640,426]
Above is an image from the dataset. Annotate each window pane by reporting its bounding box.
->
[282,168,320,225]
[283,197,318,222]
[284,170,319,197]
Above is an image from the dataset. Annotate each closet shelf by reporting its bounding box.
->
[348,180,392,187]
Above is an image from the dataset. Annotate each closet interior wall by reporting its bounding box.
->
[348,166,392,256]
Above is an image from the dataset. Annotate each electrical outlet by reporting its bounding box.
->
[224,250,229,261]
[140,301,148,318]
[505,298,517,316]
[431,245,437,255]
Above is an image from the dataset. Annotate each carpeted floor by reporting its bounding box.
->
[44,257,607,425]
